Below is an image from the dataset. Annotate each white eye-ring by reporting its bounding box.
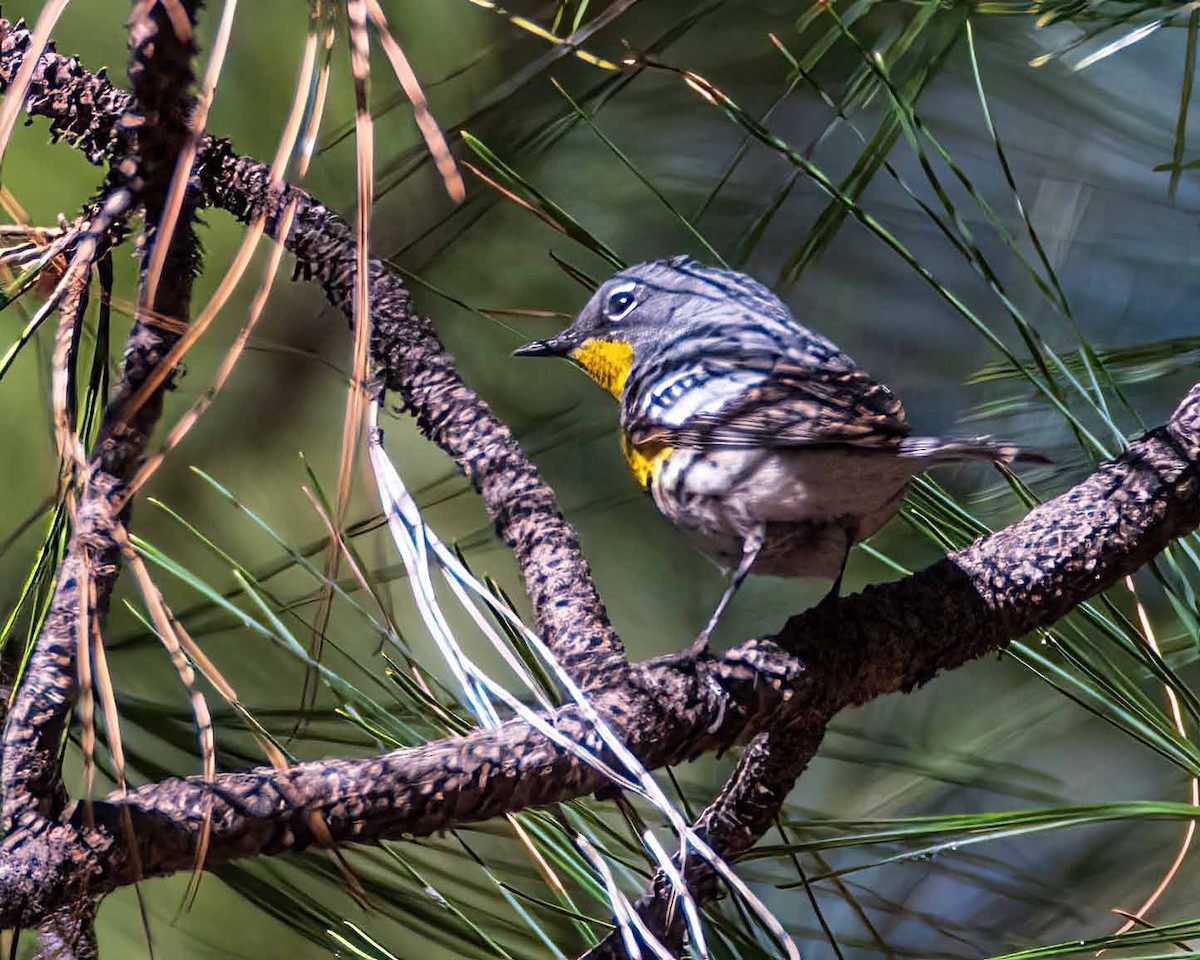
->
[603,281,638,322]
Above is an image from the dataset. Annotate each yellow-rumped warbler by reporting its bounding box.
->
[516,256,1045,655]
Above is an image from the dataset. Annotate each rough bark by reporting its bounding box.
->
[0,5,200,829]
[34,898,98,960]
[1,8,202,952]
[1,15,1199,955]
[0,18,629,695]
[0,385,1197,926]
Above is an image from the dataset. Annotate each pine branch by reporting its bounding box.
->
[2,16,1200,952]
[0,4,202,830]
[1,384,1199,926]
[0,20,203,960]
[0,15,630,696]
[198,148,631,692]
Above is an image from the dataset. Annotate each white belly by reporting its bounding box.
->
[651,447,915,577]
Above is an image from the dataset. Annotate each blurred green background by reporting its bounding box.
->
[4,0,1200,957]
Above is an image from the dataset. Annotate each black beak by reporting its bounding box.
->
[513,336,569,357]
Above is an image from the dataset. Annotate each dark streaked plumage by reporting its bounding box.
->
[516,256,1045,654]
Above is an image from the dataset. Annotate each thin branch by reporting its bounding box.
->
[34,897,98,960]
[212,160,632,693]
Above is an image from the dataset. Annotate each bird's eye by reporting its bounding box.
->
[604,284,638,322]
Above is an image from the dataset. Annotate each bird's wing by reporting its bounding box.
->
[626,362,910,450]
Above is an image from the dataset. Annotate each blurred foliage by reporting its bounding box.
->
[5,0,1200,958]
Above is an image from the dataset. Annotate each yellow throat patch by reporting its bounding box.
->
[568,338,672,487]
[569,337,635,399]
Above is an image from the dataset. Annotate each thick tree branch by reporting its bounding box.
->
[1,8,202,954]
[0,17,629,695]
[34,898,98,960]
[1,384,1198,926]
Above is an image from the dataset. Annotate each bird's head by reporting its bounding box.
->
[515,256,764,399]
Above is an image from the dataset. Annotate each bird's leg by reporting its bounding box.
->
[817,522,859,610]
[691,525,765,658]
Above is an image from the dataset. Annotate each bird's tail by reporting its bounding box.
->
[898,436,1050,466]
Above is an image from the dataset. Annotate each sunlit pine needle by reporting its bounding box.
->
[302,0,375,731]
[132,588,285,768]
[684,75,717,104]
[505,813,570,899]
[464,0,620,70]
[49,266,92,480]
[299,9,338,177]
[76,543,96,822]
[0,185,31,223]
[1104,575,1198,947]
[89,573,129,802]
[364,0,464,202]
[1073,7,1200,73]
[119,529,216,909]
[300,483,389,623]
[462,160,567,233]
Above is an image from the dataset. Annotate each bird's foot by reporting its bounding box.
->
[688,627,714,661]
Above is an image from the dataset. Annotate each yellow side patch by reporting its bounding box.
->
[570,337,634,399]
[620,433,673,489]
